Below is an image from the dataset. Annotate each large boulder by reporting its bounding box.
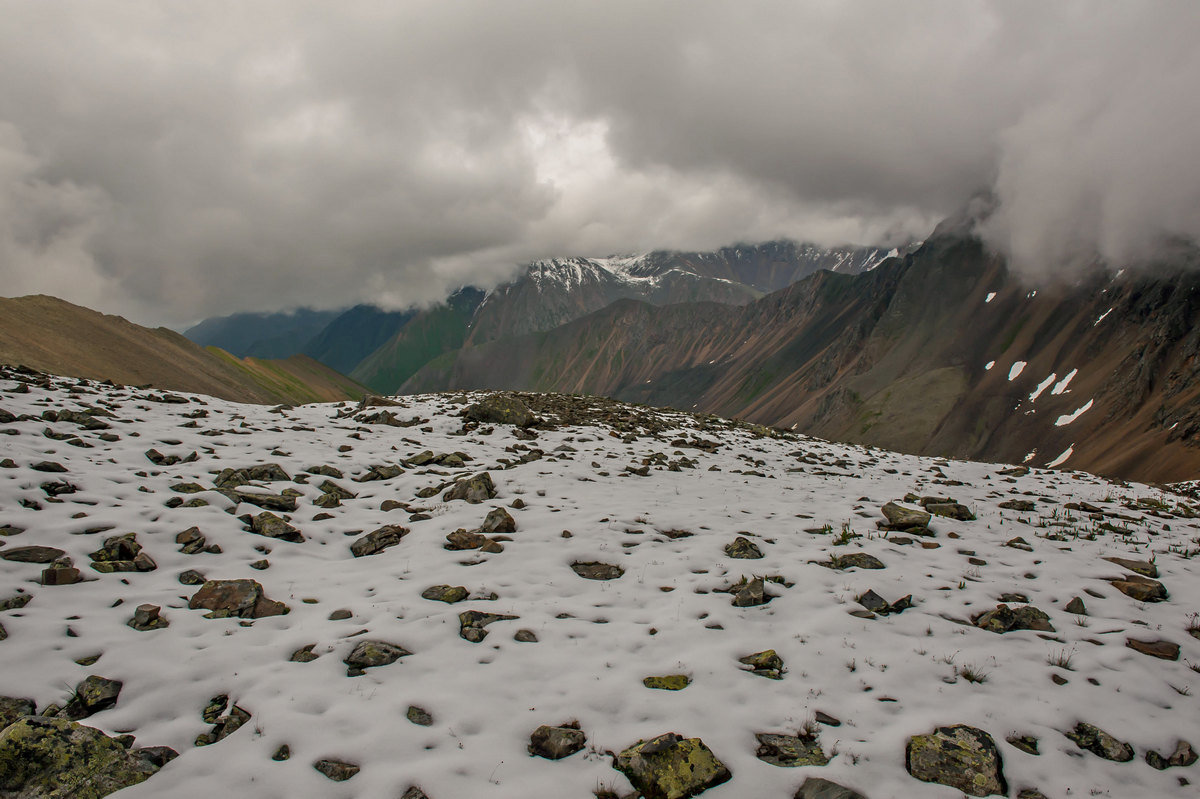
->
[443,473,497,503]
[0,716,161,797]
[528,722,586,759]
[343,640,411,676]
[63,676,122,721]
[464,394,535,427]
[243,512,304,543]
[349,524,408,557]
[906,725,1006,796]
[881,502,931,531]
[0,696,36,728]
[754,732,829,767]
[614,732,731,799]
[795,777,869,799]
[188,579,290,619]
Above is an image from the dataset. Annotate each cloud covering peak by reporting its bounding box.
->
[1,1,1197,324]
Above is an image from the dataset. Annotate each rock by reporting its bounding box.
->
[1103,557,1158,577]
[317,479,355,500]
[724,536,763,559]
[856,590,889,613]
[998,466,1030,477]
[443,472,497,503]
[63,676,122,720]
[127,604,168,631]
[133,745,178,770]
[514,629,538,643]
[421,585,469,603]
[881,501,931,530]
[794,777,868,799]
[1005,537,1034,551]
[1006,734,1039,755]
[458,610,519,643]
[754,732,829,767]
[401,787,431,799]
[445,530,492,551]
[178,569,206,586]
[738,649,785,679]
[998,499,1036,512]
[926,502,975,521]
[195,704,250,745]
[349,524,408,557]
[30,461,68,473]
[974,604,1055,633]
[88,533,155,572]
[1146,740,1198,770]
[271,744,291,761]
[327,608,352,621]
[571,561,624,580]
[245,511,304,543]
[465,394,535,427]
[830,552,885,570]
[2,546,65,564]
[40,566,82,585]
[353,464,403,483]
[1109,575,1168,602]
[0,696,36,728]
[0,716,161,796]
[643,675,691,691]
[343,640,411,675]
[730,576,771,607]
[528,721,586,759]
[313,758,359,781]
[406,706,434,727]
[1064,722,1134,762]
[906,725,1007,796]
[188,579,290,619]
[228,489,299,513]
[289,645,318,663]
[1126,638,1180,660]
[479,507,516,534]
[614,732,731,799]
[1064,596,1087,615]
[246,463,289,482]
[176,526,207,554]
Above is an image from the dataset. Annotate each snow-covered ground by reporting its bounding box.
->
[1,369,1199,798]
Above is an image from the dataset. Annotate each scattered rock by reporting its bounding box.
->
[643,675,691,691]
[998,499,1036,512]
[829,552,885,570]
[0,716,162,795]
[1126,637,1180,660]
[881,501,931,531]
[89,533,156,573]
[529,721,586,759]
[1109,575,1168,602]
[244,511,304,543]
[63,675,122,720]
[272,744,291,761]
[738,649,785,680]
[906,725,1007,796]
[1064,596,1087,615]
[178,569,206,586]
[1104,557,1158,578]
[2,545,65,564]
[793,777,868,799]
[926,502,975,521]
[407,706,433,727]
[458,610,519,643]
[195,702,251,745]
[754,732,829,767]
[188,579,290,619]
[313,758,359,781]
[614,732,732,799]
[289,645,318,663]
[443,472,497,503]
[1145,740,1198,770]
[514,629,538,643]
[973,604,1054,633]
[465,394,535,427]
[0,696,36,728]
[127,603,168,631]
[343,640,411,675]
[479,507,516,534]
[1006,734,1039,756]
[349,524,408,557]
[730,576,773,607]
[571,561,624,580]
[1064,722,1134,762]
[421,585,469,603]
[40,566,82,585]
[724,536,763,559]
[176,526,207,554]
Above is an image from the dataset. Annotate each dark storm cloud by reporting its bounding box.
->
[0,1,1197,324]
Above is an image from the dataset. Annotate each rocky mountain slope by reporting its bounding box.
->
[0,295,368,405]
[184,308,343,360]
[401,225,1200,483]
[0,374,1198,798]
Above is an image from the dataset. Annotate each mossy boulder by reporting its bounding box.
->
[724,536,763,559]
[738,649,785,679]
[906,725,1006,796]
[1064,722,1134,762]
[0,716,160,797]
[343,640,411,675]
[349,524,408,557]
[421,585,469,603]
[794,777,868,799]
[443,473,497,503]
[614,732,731,799]
[0,696,36,729]
[643,675,691,691]
[754,732,829,767]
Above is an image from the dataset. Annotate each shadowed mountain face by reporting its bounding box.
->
[401,230,1200,482]
[0,295,368,405]
[184,308,342,359]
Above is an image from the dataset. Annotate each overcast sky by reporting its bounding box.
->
[1,1,1198,326]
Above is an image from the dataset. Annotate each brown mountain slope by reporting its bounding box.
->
[401,231,1200,483]
[0,295,368,404]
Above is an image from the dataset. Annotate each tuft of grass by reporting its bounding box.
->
[1047,648,1075,670]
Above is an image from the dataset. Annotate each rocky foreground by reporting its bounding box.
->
[0,365,1199,798]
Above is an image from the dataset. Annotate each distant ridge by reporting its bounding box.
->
[0,294,368,405]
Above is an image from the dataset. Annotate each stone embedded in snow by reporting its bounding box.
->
[738,649,785,680]
[794,776,869,799]
[343,640,412,676]
[244,511,304,543]
[176,526,207,554]
[1064,596,1088,615]
[724,536,764,559]
[1,545,65,564]
[1064,722,1134,762]
[0,695,36,728]
[458,610,519,643]
[1145,740,1198,770]
[313,758,359,781]
[353,463,403,483]
[421,585,469,603]
[1103,557,1157,578]
[479,507,516,534]
[880,502,931,531]
[1109,575,1168,602]
[570,561,624,581]
[643,675,691,691]
[40,566,82,585]
[730,576,772,607]
[443,472,497,503]
[62,675,122,720]
[926,502,975,521]
[528,721,586,759]
[406,705,434,726]
[614,732,732,799]
[973,604,1054,633]
[401,787,431,799]
[444,529,496,551]
[196,702,250,745]
[754,732,829,767]
[89,533,156,573]
[289,645,318,663]
[906,725,1007,796]
[827,552,885,570]
[188,579,290,619]
[349,524,408,557]
[464,394,536,428]
[0,716,163,795]
[998,499,1036,512]
[127,603,168,631]
[1125,638,1180,660]
[225,488,299,513]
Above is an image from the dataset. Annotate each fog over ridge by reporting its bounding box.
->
[0,1,1197,325]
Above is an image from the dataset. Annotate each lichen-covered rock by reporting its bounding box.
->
[724,536,763,559]
[343,640,411,675]
[349,524,408,557]
[614,732,731,799]
[479,507,516,534]
[465,394,535,427]
[63,676,122,721]
[244,511,304,543]
[313,758,359,781]
[528,721,586,759]
[188,579,290,619]
[0,696,36,728]
[794,776,869,799]
[1064,722,1134,762]
[421,585,469,603]
[998,499,1035,512]
[175,526,206,554]
[406,706,433,727]
[754,732,829,767]
[127,604,168,631]
[738,649,785,679]
[729,576,773,607]
[973,604,1054,633]
[1103,557,1157,578]
[926,502,975,521]
[0,716,161,797]
[1109,575,1168,602]
[458,610,519,643]
[906,725,1006,796]
[571,561,624,581]
[443,472,497,503]
[1,546,65,564]
[1145,739,1198,770]
[881,502,931,530]
[643,675,691,691]
[829,553,885,570]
